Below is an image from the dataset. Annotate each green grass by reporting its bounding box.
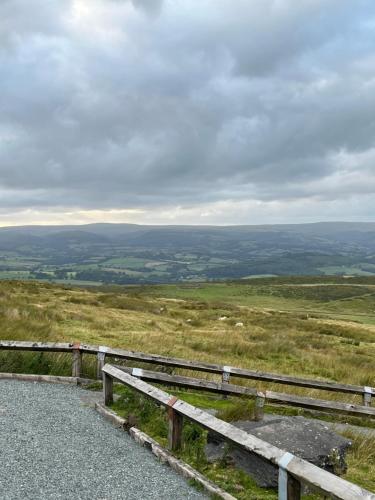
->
[318,266,375,276]
[0,271,31,279]
[342,431,375,492]
[103,257,162,269]
[141,280,375,325]
[110,386,277,499]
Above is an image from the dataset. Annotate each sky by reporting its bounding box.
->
[0,0,375,226]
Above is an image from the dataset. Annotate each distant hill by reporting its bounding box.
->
[0,222,375,284]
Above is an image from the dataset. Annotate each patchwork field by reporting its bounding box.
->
[3,222,375,285]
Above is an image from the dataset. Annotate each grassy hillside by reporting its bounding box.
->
[1,278,374,394]
[141,277,375,325]
[0,278,374,496]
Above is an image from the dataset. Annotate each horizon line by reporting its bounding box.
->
[1,220,375,230]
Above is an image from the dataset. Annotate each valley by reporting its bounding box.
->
[2,222,375,285]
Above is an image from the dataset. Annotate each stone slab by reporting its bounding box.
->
[205,415,352,488]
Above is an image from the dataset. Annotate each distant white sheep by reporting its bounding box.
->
[218,316,228,321]
[235,322,244,327]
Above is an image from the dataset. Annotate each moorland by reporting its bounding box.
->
[0,276,374,497]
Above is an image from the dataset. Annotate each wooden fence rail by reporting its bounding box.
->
[102,364,375,500]
[80,344,374,403]
[0,340,373,411]
[114,365,375,419]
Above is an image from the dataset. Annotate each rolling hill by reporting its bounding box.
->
[1,222,375,284]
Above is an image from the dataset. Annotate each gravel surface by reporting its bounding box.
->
[0,380,207,500]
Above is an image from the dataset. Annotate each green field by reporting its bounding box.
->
[135,277,375,325]
[3,222,375,286]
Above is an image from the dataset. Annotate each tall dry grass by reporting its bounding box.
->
[0,280,374,400]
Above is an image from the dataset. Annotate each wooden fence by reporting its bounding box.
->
[102,364,375,500]
[112,365,375,419]
[0,341,373,417]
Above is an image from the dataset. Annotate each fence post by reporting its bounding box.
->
[222,366,231,384]
[97,346,108,380]
[363,387,372,407]
[167,396,183,451]
[254,392,265,421]
[103,372,113,406]
[278,453,301,500]
[72,342,82,378]
[222,366,231,399]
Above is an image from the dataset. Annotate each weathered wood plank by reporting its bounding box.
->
[72,343,82,378]
[115,365,258,396]
[103,363,285,461]
[266,390,375,419]
[286,455,374,500]
[0,340,72,352]
[228,366,375,396]
[97,346,108,380]
[168,403,183,451]
[363,389,372,407]
[115,366,375,419]
[103,371,113,406]
[287,473,301,500]
[102,364,375,500]
[254,393,265,421]
[2,341,373,397]
[278,454,302,500]
[82,343,374,397]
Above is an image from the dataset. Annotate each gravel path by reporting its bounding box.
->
[0,380,207,500]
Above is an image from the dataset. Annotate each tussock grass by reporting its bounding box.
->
[342,431,375,491]
[0,279,374,494]
[0,280,374,397]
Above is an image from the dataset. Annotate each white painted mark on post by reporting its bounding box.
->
[278,452,295,500]
[222,366,232,383]
[363,386,373,407]
[132,368,144,378]
[256,393,265,407]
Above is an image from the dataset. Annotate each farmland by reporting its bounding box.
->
[2,222,375,285]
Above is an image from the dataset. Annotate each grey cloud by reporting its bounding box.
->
[0,0,375,218]
[0,0,69,49]
[131,0,163,16]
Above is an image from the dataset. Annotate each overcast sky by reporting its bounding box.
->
[1,0,375,226]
